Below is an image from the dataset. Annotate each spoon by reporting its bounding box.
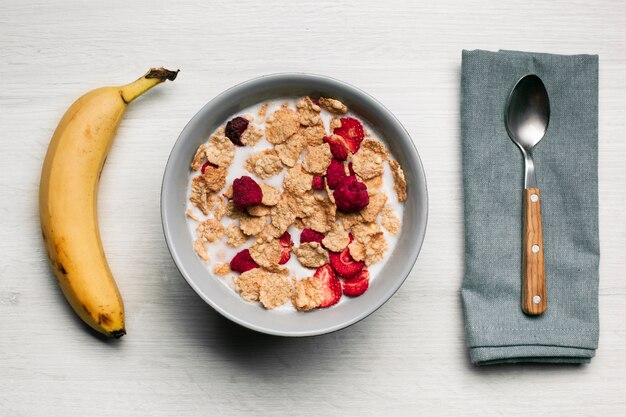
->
[505,74,550,315]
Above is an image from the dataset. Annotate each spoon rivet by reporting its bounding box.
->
[532,244,540,253]
[533,295,541,304]
[531,194,539,202]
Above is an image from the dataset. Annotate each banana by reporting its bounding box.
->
[40,68,178,338]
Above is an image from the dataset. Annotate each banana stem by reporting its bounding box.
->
[119,67,179,104]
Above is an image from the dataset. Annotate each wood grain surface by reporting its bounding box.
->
[1,0,625,416]
[522,188,546,315]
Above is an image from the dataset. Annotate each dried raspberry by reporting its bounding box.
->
[348,162,356,176]
[312,175,324,190]
[225,116,249,146]
[333,175,369,212]
[323,135,348,161]
[342,268,370,297]
[329,240,365,279]
[326,158,347,190]
[300,228,324,245]
[333,117,364,153]
[230,249,259,273]
[278,232,293,265]
[232,176,263,211]
[201,161,219,174]
[314,264,342,308]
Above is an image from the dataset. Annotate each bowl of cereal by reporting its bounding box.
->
[161,73,427,336]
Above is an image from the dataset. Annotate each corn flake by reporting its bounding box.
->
[296,96,322,127]
[240,124,264,146]
[191,144,206,171]
[196,219,225,243]
[259,183,281,206]
[352,139,387,180]
[194,239,210,261]
[274,134,307,167]
[360,192,387,222]
[213,263,231,276]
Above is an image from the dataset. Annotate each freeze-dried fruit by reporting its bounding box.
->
[230,249,259,273]
[323,134,349,161]
[225,116,249,146]
[312,175,324,190]
[300,228,325,244]
[314,264,342,308]
[325,158,348,189]
[342,268,370,297]
[333,175,369,213]
[333,117,364,153]
[329,242,365,279]
[232,176,263,211]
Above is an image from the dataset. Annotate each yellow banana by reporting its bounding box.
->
[40,68,178,338]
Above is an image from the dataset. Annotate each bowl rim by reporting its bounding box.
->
[161,72,428,336]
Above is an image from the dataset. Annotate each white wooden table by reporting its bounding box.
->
[1,1,625,415]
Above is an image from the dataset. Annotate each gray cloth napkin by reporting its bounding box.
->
[460,49,600,365]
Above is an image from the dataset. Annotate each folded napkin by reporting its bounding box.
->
[461,50,600,365]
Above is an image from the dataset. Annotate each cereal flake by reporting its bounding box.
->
[191,144,207,171]
[240,214,267,236]
[381,204,401,235]
[259,274,292,309]
[196,219,225,243]
[360,192,387,222]
[292,277,323,311]
[247,204,271,217]
[296,96,322,127]
[189,175,215,215]
[302,143,332,175]
[235,268,267,302]
[259,183,281,206]
[185,209,201,222]
[388,159,407,202]
[206,135,235,167]
[225,225,248,247]
[294,242,329,268]
[348,241,365,262]
[249,235,283,268]
[274,134,307,167]
[240,124,264,146]
[213,263,231,276]
[194,239,210,261]
[283,164,313,195]
[244,149,283,179]
[319,97,348,114]
[265,108,300,144]
[321,223,350,252]
[352,139,387,179]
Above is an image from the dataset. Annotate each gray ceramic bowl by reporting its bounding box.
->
[161,73,428,336]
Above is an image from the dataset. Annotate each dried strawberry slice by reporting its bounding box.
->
[325,158,347,190]
[314,264,342,308]
[329,243,365,279]
[342,268,370,297]
[323,135,348,161]
[225,116,249,146]
[333,117,364,154]
[278,232,293,265]
[312,175,324,190]
[300,228,324,245]
[230,249,258,273]
[232,176,263,211]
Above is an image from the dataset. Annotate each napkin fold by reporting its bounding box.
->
[461,50,600,365]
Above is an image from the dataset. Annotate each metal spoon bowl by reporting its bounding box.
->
[504,74,550,315]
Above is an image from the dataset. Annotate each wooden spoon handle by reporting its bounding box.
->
[522,188,547,315]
